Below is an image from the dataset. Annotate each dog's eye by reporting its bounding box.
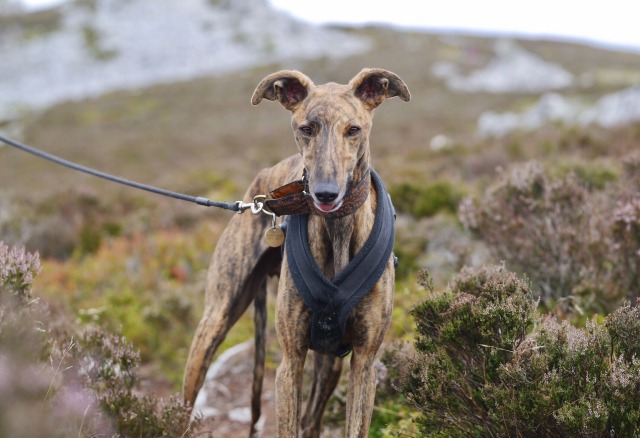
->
[299,125,313,136]
[347,126,361,136]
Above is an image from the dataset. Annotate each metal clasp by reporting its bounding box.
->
[235,195,276,220]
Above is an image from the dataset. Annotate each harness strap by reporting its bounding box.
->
[285,170,395,356]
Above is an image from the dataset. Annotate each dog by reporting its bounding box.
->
[183,68,410,437]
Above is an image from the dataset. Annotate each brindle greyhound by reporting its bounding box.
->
[183,68,410,437]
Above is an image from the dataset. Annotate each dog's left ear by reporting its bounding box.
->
[251,70,315,111]
[349,68,410,110]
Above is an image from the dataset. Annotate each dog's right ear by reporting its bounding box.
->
[251,70,314,111]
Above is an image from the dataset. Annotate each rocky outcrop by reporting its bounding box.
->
[0,0,370,119]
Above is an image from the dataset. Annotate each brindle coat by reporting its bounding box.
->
[183,68,410,437]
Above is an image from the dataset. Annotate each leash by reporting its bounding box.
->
[0,132,375,248]
[0,133,265,215]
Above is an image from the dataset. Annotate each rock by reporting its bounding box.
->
[0,0,370,119]
[477,86,640,137]
[429,134,454,151]
[478,92,579,137]
[579,86,640,127]
[442,39,573,94]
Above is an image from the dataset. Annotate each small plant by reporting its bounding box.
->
[0,241,41,302]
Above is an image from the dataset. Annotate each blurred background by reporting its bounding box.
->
[1,0,639,436]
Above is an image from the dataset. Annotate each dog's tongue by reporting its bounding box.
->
[317,202,335,212]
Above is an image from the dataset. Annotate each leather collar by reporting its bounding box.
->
[264,168,371,218]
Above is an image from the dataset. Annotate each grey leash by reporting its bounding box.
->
[0,133,259,213]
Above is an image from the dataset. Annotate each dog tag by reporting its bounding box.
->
[264,226,285,247]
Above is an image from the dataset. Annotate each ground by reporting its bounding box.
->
[190,339,345,437]
[194,340,279,437]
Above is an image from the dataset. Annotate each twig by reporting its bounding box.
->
[78,402,91,438]
[42,337,76,409]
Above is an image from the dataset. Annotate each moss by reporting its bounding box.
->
[389,180,464,219]
[556,160,619,190]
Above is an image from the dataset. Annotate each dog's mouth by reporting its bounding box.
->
[314,199,343,213]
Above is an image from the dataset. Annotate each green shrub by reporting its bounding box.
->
[405,265,537,436]
[404,265,640,437]
[390,180,463,218]
[556,160,618,190]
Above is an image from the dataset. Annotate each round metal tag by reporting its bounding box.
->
[264,226,285,247]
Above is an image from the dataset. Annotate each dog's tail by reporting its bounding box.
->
[250,281,267,437]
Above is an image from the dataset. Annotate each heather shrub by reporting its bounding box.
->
[405,265,537,435]
[0,241,41,302]
[0,242,201,437]
[459,160,636,309]
[56,327,200,437]
[485,311,640,437]
[405,265,640,437]
[610,197,640,300]
[622,151,640,190]
[605,300,640,360]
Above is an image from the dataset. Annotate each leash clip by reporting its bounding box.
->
[237,194,283,247]
[235,194,276,218]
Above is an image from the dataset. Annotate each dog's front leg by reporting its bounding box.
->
[345,270,395,438]
[345,350,378,437]
[275,351,305,437]
[275,268,311,437]
[301,352,343,438]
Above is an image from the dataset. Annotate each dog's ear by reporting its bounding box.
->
[251,70,314,111]
[349,68,410,110]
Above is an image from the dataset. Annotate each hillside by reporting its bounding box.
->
[2,1,640,203]
[1,0,640,435]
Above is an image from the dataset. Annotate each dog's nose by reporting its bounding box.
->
[314,183,340,204]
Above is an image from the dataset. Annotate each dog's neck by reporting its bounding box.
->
[309,153,376,279]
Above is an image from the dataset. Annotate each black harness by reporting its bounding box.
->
[284,170,395,357]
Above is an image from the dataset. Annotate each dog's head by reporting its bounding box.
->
[252,68,410,214]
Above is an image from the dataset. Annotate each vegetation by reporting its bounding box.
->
[459,156,640,312]
[389,180,464,219]
[1,18,640,436]
[404,265,640,437]
[0,242,202,437]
